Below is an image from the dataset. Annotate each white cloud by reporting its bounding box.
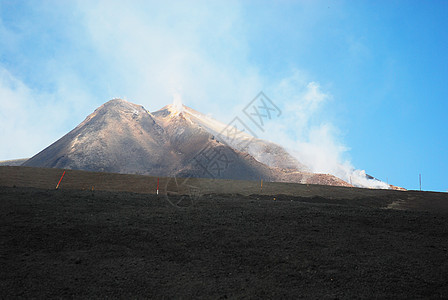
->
[0,67,52,160]
[0,65,97,160]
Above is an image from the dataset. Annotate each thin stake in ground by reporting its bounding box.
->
[56,171,66,190]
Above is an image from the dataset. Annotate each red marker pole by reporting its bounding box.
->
[56,171,66,190]
[157,178,159,195]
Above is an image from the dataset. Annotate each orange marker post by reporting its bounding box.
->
[56,171,66,190]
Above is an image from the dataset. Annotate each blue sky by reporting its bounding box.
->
[0,0,446,191]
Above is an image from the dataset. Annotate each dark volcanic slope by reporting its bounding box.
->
[1,166,447,213]
[1,186,447,298]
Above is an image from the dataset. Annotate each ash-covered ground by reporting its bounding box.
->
[1,185,447,298]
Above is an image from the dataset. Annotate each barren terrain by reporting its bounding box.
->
[1,166,448,298]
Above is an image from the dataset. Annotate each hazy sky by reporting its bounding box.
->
[0,0,447,191]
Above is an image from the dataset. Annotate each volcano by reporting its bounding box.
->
[23,99,351,186]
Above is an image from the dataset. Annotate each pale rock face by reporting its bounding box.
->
[23,98,352,187]
[24,99,173,175]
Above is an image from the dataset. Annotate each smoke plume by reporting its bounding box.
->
[262,70,390,189]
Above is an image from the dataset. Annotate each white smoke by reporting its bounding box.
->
[262,70,390,189]
[172,92,184,113]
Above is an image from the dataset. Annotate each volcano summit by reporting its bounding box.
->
[23,99,357,187]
